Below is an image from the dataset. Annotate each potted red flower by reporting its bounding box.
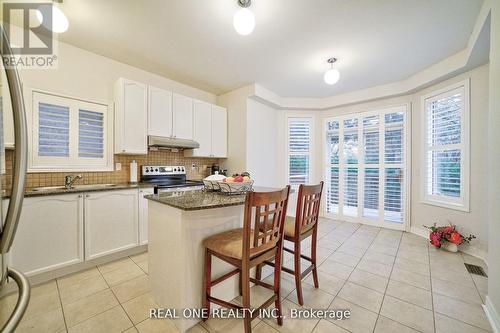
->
[423,223,475,252]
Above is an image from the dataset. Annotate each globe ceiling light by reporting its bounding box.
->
[233,0,255,36]
[36,3,69,33]
[324,58,340,85]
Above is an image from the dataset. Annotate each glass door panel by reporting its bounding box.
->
[363,168,379,219]
[343,167,358,216]
[384,168,403,223]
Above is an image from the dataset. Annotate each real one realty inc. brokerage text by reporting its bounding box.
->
[149,308,352,320]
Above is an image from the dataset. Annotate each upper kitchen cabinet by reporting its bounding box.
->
[148,85,173,137]
[185,104,227,158]
[172,93,193,140]
[114,78,148,154]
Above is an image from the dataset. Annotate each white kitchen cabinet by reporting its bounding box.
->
[191,100,212,157]
[211,105,228,158]
[148,86,173,138]
[84,189,139,260]
[138,187,154,245]
[114,78,148,154]
[172,93,193,140]
[1,69,14,148]
[185,104,227,158]
[9,194,84,276]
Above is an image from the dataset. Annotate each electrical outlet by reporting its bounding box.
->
[192,163,197,170]
[115,162,122,171]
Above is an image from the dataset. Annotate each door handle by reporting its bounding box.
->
[0,267,31,332]
[0,27,28,254]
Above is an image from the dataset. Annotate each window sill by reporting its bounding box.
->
[421,197,470,213]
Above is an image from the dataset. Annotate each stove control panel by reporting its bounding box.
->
[141,165,186,176]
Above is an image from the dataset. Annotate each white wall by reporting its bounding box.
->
[246,99,284,187]
[317,65,490,257]
[18,40,216,106]
[217,85,253,175]
[487,0,500,327]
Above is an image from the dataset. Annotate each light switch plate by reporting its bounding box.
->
[115,162,122,171]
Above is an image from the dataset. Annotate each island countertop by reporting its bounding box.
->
[145,187,291,211]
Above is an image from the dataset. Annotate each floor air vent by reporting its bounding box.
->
[464,263,487,277]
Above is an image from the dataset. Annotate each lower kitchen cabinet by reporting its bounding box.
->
[9,194,84,276]
[84,189,139,260]
[138,187,154,245]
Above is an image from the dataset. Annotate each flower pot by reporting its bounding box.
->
[440,241,458,252]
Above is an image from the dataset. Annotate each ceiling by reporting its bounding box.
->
[57,0,484,98]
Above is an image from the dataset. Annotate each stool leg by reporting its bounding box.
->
[255,263,263,281]
[239,270,243,296]
[242,266,251,333]
[294,241,304,305]
[203,249,212,321]
[311,230,319,289]
[274,247,283,326]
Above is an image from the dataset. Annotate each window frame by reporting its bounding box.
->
[421,79,470,212]
[27,88,113,172]
[285,115,314,188]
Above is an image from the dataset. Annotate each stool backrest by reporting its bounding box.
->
[294,182,324,237]
[242,186,291,258]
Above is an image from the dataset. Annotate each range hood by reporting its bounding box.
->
[148,136,200,149]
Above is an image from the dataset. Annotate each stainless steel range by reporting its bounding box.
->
[140,165,204,194]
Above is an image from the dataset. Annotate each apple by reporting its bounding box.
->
[234,176,244,182]
[243,176,250,182]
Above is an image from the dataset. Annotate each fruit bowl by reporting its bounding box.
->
[217,180,254,195]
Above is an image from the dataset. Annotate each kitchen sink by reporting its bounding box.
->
[29,184,118,192]
[72,184,117,190]
[29,186,67,192]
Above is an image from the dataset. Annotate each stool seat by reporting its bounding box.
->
[283,216,314,238]
[203,228,266,260]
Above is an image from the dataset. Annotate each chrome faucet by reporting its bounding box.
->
[64,174,82,189]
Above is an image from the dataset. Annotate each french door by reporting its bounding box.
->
[324,105,409,230]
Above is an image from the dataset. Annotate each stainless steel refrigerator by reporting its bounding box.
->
[0,26,30,332]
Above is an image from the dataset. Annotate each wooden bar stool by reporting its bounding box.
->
[256,182,324,306]
[202,186,290,333]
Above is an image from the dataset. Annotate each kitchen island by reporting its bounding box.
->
[145,189,278,332]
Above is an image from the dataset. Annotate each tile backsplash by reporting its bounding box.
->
[4,149,220,190]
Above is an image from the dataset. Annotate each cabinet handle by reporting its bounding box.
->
[85,195,89,198]
[78,195,82,198]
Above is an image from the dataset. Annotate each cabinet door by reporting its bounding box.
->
[211,105,227,158]
[1,69,14,148]
[148,86,173,137]
[115,79,147,154]
[138,187,154,245]
[172,93,193,140]
[84,189,139,260]
[9,194,84,276]
[191,100,212,157]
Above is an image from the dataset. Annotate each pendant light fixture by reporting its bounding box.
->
[233,0,255,36]
[36,1,69,33]
[324,58,340,85]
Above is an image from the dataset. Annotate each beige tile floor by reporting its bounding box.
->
[0,218,492,333]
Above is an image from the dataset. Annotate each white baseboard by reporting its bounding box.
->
[483,296,500,333]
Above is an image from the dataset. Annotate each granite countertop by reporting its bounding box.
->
[4,182,155,198]
[145,187,293,211]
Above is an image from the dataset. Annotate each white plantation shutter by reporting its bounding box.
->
[38,103,70,157]
[288,118,312,185]
[325,106,408,228]
[79,109,104,158]
[423,81,469,211]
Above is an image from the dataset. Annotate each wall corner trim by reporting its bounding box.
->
[484,296,500,333]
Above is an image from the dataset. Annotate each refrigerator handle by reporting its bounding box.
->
[0,267,30,332]
[0,26,28,254]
